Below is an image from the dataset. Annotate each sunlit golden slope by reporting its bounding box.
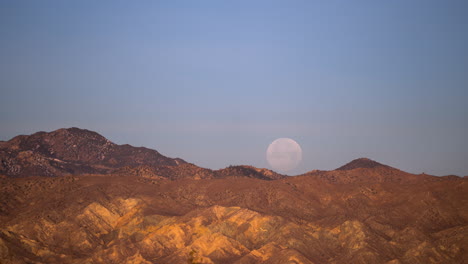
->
[1,172,466,263]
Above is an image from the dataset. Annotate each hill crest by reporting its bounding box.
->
[337,157,388,170]
[0,128,284,180]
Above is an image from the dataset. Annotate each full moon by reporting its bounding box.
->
[266,138,302,172]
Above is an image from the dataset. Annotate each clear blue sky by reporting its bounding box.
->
[1,1,467,176]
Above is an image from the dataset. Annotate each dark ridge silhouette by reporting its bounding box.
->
[336,157,388,170]
[0,128,283,180]
[0,127,184,177]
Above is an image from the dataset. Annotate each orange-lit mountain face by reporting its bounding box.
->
[0,128,467,263]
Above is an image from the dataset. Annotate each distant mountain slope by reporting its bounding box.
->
[0,128,284,180]
[336,157,388,170]
[0,127,184,177]
[114,164,284,180]
[215,165,285,180]
[299,158,435,184]
[0,128,459,183]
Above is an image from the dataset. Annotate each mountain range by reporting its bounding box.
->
[0,128,467,263]
[0,127,283,180]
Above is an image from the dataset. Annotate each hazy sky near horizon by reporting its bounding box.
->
[1,1,467,176]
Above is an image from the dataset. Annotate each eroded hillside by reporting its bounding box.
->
[1,173,466,264]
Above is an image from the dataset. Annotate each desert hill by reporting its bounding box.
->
[0,127,183,177]
[0,128,281,180]
[0,128,467,264]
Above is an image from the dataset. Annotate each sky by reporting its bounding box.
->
[1,0,467,176]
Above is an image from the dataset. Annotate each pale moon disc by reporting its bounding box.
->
[266,138,302,172]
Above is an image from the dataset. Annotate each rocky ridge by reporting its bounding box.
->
[0,128,282,180]
[0,128,467,263]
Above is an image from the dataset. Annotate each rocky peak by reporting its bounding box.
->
[336,157,388,171]
[0,128,288,180]
[0,128,185,177]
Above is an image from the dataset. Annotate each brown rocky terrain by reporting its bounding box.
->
[0,128,184,177]
[114,164,284,181]
[0,128,467,264]
[0,128,281,180]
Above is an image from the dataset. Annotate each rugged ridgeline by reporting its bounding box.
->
[298,158,435,184]
[114,164,285,181]
[0,128,283,180]
[0,128,467,264]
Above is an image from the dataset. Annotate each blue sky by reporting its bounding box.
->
[1,1,467,176]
